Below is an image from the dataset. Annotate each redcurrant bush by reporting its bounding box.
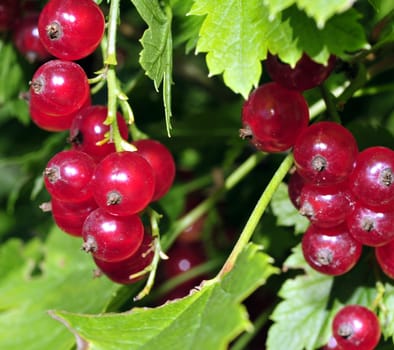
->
[92,151,155,216]
[29,60,90,117]
[301,223,362,276]
[293,121,358,185]
[265,53,336,91]
[240,82,309,153]
[38,0,105,61]
[82,208,144,262]
[332,305,381,350]
[133,139,176,201]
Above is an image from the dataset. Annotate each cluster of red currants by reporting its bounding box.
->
[19,0,177,284]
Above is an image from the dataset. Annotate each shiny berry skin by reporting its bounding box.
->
[30,60,90,117]
[69,106,129,162]
[301,224,362,276]
[265,53,336,91]
[51,196,98,236]
[299,182,354,228]
[293,121,358,185]
[12,13,51,63]
[133,139,176,201]
[30,92,91,132]
[240,82,309,153]
[82,208,144,262]
[288,171,305,210]
[347,203,394,247]
[349,146,394,210]
[38,0,105,61]
[92,151,155,216]
[94,231,154,284]
[375,239,394,279]
[332,305,381,350]
[0,0,19,32]
[43,150,95,203]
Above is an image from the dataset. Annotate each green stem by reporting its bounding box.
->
[319,84,341,123]
[105,0,120,65]
[336,63,367,109]
[218,153,294,278]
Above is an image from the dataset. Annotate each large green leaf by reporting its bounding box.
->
[0,227,119,350]
[131,0,174,136]
[51,243,278,350]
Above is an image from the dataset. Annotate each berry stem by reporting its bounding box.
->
[319,83,341,123]
[218,153,294,278]
[105,0,120,66]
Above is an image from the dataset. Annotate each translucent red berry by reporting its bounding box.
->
[265,53,336,91]
[332,305,381,350]
[38,0,105,60]
[69,106,129,162]
[349,146,394,210]
[133,139,176,201]
[287,171,306,210]
[82,208,144,262]
[92,151,155,216]
[43,150,95,203]
[301,223,362,276]
[293,121,358,185]
[94,231,154,284]
[375,239,394,279]
[240,82,309,153]
[30,60,90,117]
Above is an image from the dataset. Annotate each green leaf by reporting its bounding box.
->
[264,0,357,28]
[51,243,278,350]
[270,182,309,235]
[381,283,394,341]
[131,0,174,136]
[0,226,119,350]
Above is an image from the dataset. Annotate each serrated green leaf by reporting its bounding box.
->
[131,0,173,136]
[265,0,357,28]
[51,244,278,350]
[270,182,309,235]
[0,226,119,350]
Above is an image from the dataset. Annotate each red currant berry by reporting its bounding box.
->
[349,146,394,209]
[301,223,362,276]
[133,139,176,201]
[92,151,155,216]
[299,182,354,228]
[288,170,306,209]
[0,0,20,32]
[43,150,95,203]
[240,82,309,153]
[375,239,394,279]
[69,106,129,162]
[38,0,105,61]
[347,203,394,247]
[94,231,154,284]
[293,121,358,185]
[51,196,98,236]
[332,305,381,350]
[82,208,144,262]
[12,13,51,63]
[265,53,336,91]
[29,59,90,117]
[30,92,91,132]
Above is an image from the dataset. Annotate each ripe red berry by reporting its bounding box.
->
[82,208,144,262]
[92,151,155,216]
[240,82,309,153]
[30,60,90,117]
[133,139,176,201]
[43,150,95,203]
[332,305,381,350]
[265,53,336,91]
[94,231,154,284]
[51,196,98,236]
[38,0,105,60]
[375,239,394,279]
[349,146,394,210]
[299,182,354,228]
[12,13,51,63]
[293,121,358,185]
[69,106,129,162]
[301,223,362,276]
[287,171,305,210]
[347,203,394,247]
